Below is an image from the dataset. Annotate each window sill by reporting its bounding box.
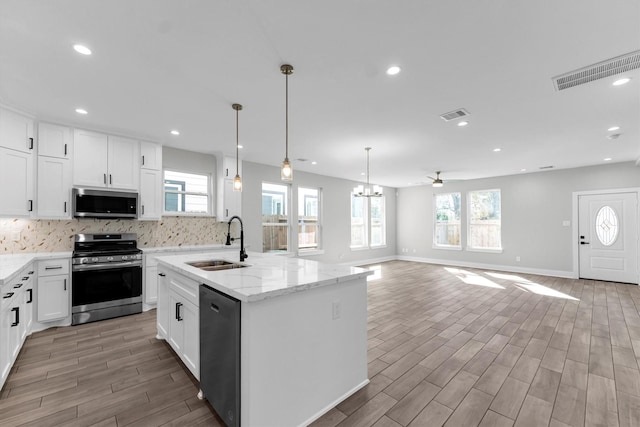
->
[297,249,325,257]
[432,245,462,251]
[466,247,503,254]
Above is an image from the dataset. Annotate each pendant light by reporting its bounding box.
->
[353,147,383,197]
[232,103,243,192]
[280,64,294,181]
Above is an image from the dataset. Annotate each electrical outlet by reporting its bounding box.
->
[332,302,341,320]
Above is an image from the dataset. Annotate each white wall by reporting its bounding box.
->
[396,162,640,276]
[241,161,397,264]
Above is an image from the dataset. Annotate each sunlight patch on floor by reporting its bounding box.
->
[367,265,382,281]
[486,272,579,301]
[444,267,505,289]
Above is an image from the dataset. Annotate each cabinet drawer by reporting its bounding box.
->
[167,271,199,307]
[38,259,69,276]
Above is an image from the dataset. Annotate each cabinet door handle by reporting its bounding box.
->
[45,265,63,270]
[142,205,145,215]
[64,201,67,213]
[27,289,33,303]
[109,174,112,184]
[64,143,68,156]
[142,155,145,166]
[176,302,183,321]
[22,276,29,280]
[11,307,19,327]
[3,292,14,299]
[28,200,33,212]
[13,283,23,289]
[225,208,229,218]
[158,273,166,277]
[104,173,107,184]
[64,278,67,291]
[29,137,34,150]
[28,271,34,275]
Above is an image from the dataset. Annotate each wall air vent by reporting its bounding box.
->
[539,165,554,170]
[607,133,622,140]
[552,50,640,91]
[440,108,470,121]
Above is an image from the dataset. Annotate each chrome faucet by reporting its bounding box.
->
[225,215,248,262]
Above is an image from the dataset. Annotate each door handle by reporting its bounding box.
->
[176,302,183,321]
[11,307,19,327]
[580,242,590,245]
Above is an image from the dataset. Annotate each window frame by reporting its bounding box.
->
[467,188,503,253]
[162,168,213,217]
[261,181,292,253]
[433,192,462,250]
[350,193,386,250]
[297,186,323,254]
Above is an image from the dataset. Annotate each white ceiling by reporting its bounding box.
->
[1,0,639,188]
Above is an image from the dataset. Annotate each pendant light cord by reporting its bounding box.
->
[236,107,239,174]
[285,72,289,159]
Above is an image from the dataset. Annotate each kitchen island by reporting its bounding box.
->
[155,251,371,427]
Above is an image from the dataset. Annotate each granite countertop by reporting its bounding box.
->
[156,251,372,303]
[0,252,71,285]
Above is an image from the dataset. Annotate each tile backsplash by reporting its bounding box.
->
[0,217,232,254]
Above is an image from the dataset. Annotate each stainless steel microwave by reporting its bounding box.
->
[72,188,138,219]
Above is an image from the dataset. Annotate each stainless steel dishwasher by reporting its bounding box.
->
[199,284,241,427]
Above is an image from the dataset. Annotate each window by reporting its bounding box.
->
[468,189,501,251]
[163,170,211,215]
[350,194,386,249]
[434,192,461,248]
[298,187,321,251]
[262,183,290,252]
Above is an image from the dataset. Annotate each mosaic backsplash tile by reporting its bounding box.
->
[0,217,232,254]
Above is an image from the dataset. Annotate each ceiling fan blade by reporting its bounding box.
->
[427,176,436,181]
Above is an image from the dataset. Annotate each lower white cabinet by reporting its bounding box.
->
[0,263,34,389]
[157,268,200,380]
[37,258,70,322]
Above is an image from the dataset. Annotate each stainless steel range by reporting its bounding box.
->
[71,233,143,325]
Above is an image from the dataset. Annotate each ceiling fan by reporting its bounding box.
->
[427,171,445,188]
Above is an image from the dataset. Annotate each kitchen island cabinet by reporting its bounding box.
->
[156,251,371,427]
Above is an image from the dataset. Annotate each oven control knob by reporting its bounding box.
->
[122,255,128,260]
[107,256,114,261]
[81,258,89,264]
[92,257,99,262]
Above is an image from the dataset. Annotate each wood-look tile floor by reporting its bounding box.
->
[2,261,640,426]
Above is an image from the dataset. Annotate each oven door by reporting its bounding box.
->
[72,261,142,312]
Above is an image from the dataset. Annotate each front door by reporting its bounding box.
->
[578,192,638,284]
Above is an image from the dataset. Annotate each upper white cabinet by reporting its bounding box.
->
[0,147,34,217]
[38,122,71,159]
[0,107,34,153]
[73,129,139,190]
[140,169,162,220]
[140,141,162,170]
[216,155,242,221]
[37,123,72,218]
[37,156,71,218]
[0,108,35,217]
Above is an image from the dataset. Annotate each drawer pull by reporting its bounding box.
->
[27,289,33,303]
[13,283,23,289]
[176,302,183,321]
[11,307,19,327]
[3,292,14,299]
[158,273,166,277]
[45,265,63,270]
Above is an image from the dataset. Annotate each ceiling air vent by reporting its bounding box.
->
[552,50,640,91]
[440,108,470,121]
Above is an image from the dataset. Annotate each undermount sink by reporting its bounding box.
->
[187,259,248,271]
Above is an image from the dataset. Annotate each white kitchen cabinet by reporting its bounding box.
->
[0,146,34,217]
[73,129,139,190]
[0,107,34,153]
[0,263,34,389]
[216,155,242,221]
[140,141,162,170]
[140,169,162,220]
[37,258,70,322]
[38,122,71,159]
[158,267,199,379]
[37,156,71,218]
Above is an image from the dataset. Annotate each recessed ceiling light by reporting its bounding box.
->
[607,126,620,131]
[604,157,612,161]
[75,108,88,115]
[237,145,243,149]
[386,66,401,76]
[360,172,366,176]
[613,78,630,86]
[311,161,317,165]
[493,148,501,152]
[170,130,180,135]
[457,121,469,127]
[73,44,92,55]
[520,168,526,172]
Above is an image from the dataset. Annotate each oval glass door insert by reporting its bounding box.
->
[595,205,619,246]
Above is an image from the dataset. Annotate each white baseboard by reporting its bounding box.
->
[340,255,397,267]
[396,255,576,279]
